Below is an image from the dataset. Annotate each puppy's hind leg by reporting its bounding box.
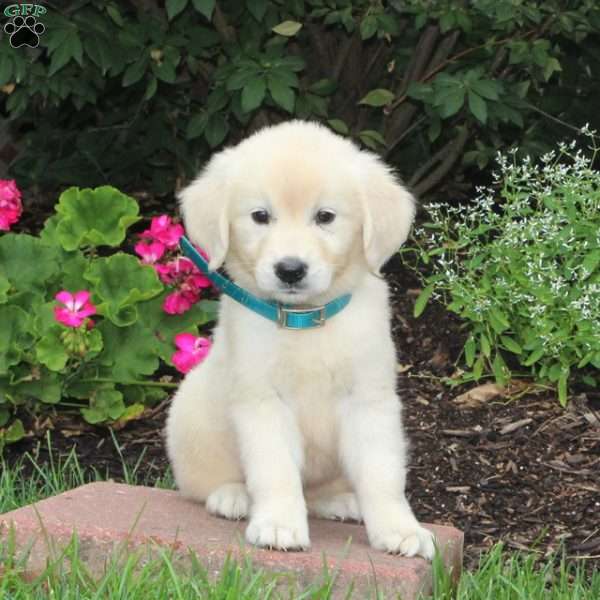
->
[306,478,362,523]
[166,369,247,518]
[206,483,250,520]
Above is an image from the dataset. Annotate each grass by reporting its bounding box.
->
[1,436,599,599]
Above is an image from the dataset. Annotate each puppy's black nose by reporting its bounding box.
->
[274,257,307,285]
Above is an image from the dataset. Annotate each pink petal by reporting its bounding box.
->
[135,241,166,263]
[150,215,170,233]
[163,291,193,314]
[174,332,198,352]
[175,257,195,274]
[171,350,197,374]
[0,214,12,231]
[77,302,97,319]
[188,273,212,289]
[54,306,84,328]
[72,291,91,310]
[55,290,75,307]
[155,263,175,284]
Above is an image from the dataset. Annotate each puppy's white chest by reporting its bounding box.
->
[270,345,350,483]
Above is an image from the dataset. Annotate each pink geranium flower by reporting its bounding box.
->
[0,179,22,231]
[155,257,194,285]
[172,333,212,374]
[134,240,166,264]
[158,256,212,314]
[54,290,97,328]
[140,215,184,249]
[163,290,195,315]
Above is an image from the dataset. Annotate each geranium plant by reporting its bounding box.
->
[0,184,217,445]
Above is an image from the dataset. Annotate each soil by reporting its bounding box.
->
[3,201,600,573]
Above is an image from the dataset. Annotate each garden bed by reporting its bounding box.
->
[4,254,599,573]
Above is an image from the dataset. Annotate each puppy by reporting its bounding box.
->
[166,120,434,559]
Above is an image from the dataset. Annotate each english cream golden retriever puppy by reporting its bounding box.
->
[166,120,435,559]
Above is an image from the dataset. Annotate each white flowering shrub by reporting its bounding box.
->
[403,129,600,405]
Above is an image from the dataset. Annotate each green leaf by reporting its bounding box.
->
[470,79,501,100]
[0,56,13,86]
[227,68,259,91]
[358,129,386,150]
[468,91,487,123]
[36,328,69,372]
[82,387,125,424]
[15,369,61,404]
[473,355,484,380]
[1,419,25,444]
[0,305,32,375]
[557,371,568,407]
[0,276,9,303]
[48,29,83,76]
[464,336,476,367]
[500,335,522,355]
[492,353,509,385]
[414,284,434,318]
[267,76,295,113]
[581,250,600,279]
[0,234,60,292]
[58,262,89,307]
[186,112,209,139]
[122,55,148,86]
[98,320,160,380]
[55,186,140,250]
[272,21,302,37]
[543,57,561,81]
[360,15,378,40]
[138,296,218,363]
[246,0,267,22]
[204,113,229,148]
[84,254,163,327]
[166,0,188,20]
[106,4,124,26]
[327,119,348,135]
[136,77,153,102]
[489,308,510,332]
[358,88,394,107]
[480,333,491,358]
[523,347,545,366]
[438,90,465,118]
[267,68,299,89]
[309,78,336,96]
[192,0,215,20]
[241,77,266,113]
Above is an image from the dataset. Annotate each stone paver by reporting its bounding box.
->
[0,482,463,599]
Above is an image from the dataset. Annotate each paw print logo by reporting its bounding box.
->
[4,15,45,49]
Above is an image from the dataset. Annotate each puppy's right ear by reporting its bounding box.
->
[178,153,230,271]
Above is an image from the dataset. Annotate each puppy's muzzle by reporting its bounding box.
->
[274,257,308,285]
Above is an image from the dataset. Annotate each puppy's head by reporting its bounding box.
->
[180,121,415,304]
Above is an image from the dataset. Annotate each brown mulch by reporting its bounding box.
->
[3,213,600,572]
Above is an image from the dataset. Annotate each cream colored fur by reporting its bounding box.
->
[165,120,435,559]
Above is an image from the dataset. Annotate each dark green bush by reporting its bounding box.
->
[1,0,599,196]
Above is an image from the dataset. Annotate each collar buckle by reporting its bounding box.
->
[277,304,326,329]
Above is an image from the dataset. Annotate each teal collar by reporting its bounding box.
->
[180,236,351,330]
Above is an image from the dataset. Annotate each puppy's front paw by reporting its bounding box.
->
[206,483,249,520]
[246,517,310,551]
[370,524,435,559]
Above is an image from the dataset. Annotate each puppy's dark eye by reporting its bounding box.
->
[251,209,271,225]
[315,209,336,225]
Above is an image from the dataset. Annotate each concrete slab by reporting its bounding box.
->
[0,482,463,598]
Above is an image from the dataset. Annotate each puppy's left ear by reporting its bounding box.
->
[360,156,416,274]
